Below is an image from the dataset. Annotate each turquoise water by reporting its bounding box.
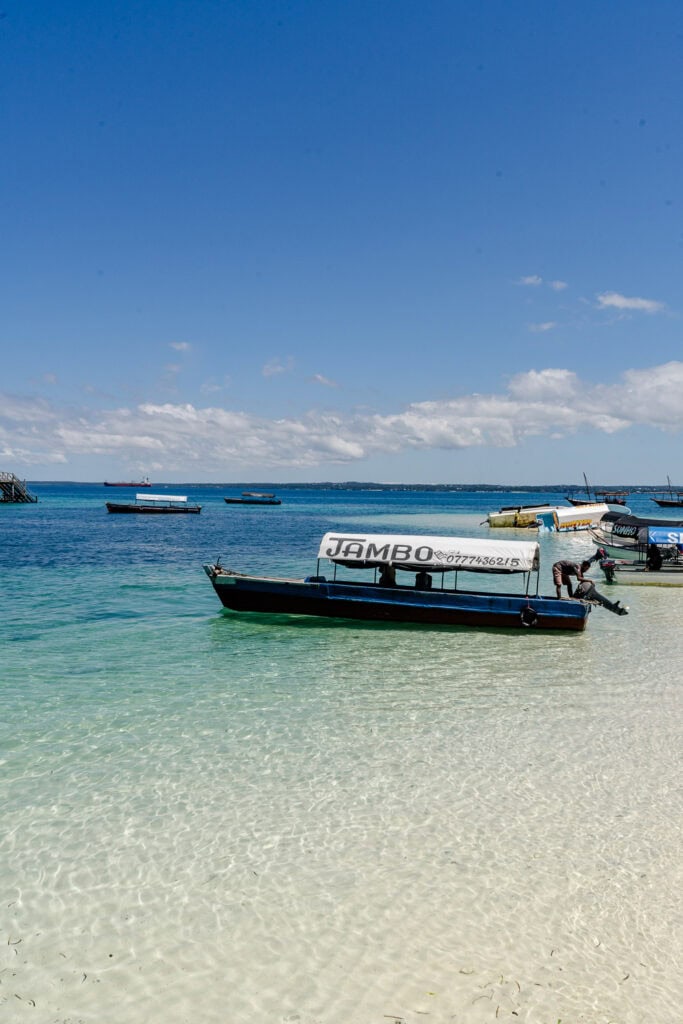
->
[1,485,681,1024]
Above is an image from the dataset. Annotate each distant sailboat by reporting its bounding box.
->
[651,476,683,508]
[566,472,628,506]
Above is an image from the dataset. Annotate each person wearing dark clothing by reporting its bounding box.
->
[645,543,663,570]
[574,579,629,615]
[379,564,396,587]
[552,558,591,598]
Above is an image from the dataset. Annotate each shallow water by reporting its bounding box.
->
[1,485,681,1023]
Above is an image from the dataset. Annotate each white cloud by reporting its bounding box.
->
[528,321,557,333]
[596,291,665,314]
[170,341,191,351]
[3,362,683,470]
[309,373,338,387]
[508,368,579,401]
[200,375,230,394]
[262,357,294,377]
[600,361,683,429]
[519,275,568,291]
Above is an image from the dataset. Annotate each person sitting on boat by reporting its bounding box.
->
[574,578,628,616]
[645,542,663,571]
[379,564,397,587]
[415,570,432,589]
[552,558,592,599]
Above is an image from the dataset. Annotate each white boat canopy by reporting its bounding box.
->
[318,532,540,574]
[138,493,187,502]
[553,503,610,527]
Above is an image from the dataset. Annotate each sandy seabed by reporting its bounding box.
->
[2,527,682,1024]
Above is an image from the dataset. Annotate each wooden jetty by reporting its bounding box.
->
[0,472,38,503]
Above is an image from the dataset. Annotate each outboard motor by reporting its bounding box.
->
[600,558,616,583]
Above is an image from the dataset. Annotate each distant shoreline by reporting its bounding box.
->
[28,480,650,493]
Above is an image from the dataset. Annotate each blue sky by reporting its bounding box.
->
[3,0,683,483]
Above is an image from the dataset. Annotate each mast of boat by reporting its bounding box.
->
[583,472,593,502]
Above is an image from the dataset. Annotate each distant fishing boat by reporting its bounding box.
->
[565,472,628,506]
[224,491,282,505]
[104,477,151,487]
[106,493,201,514]
[650,476,683,508]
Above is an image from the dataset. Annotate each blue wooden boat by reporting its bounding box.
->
[204,532,593,631]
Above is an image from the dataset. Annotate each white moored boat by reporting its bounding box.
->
[600,560,683,586]
[106,493,202,514]
[536,503,621,533]
[590,513,683,560]
[599,526,683,586]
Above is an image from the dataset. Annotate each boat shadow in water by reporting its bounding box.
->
[208,608,582,638]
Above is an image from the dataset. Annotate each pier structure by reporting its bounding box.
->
[0,472,38,503]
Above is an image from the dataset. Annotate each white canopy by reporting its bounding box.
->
[318,532,539,574]
[553,504,609,528]
[139,493,187,502]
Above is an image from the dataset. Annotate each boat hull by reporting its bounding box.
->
[487,505,552,528]
[590,513,683,560]
[600,563,683,586]
[224,497,281,505]
[588,534,643,561]
[536,503,621,533]
[652,497,683,508]
[203,568,590,631]
[566,496,627,506]
[106,503,201,514]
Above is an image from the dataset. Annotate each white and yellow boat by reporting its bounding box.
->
[486,503,555,528]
